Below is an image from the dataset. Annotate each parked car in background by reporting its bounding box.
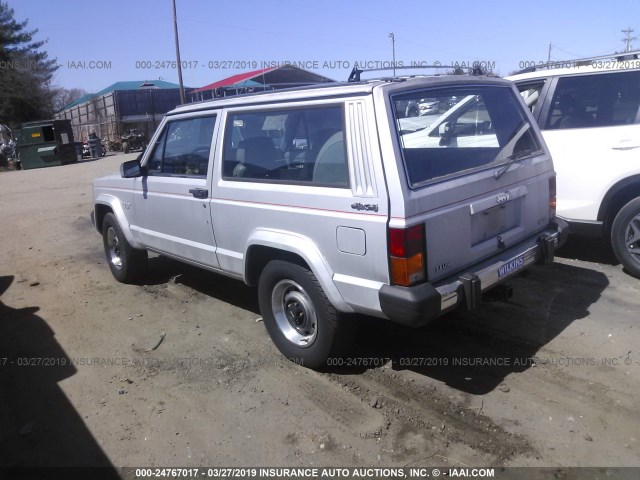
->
[509,53,640,277]
[93,73,566,368]
[418,98,439,115]
[395,99,420,117]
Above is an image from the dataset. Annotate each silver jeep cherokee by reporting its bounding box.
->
[93,74,567,368]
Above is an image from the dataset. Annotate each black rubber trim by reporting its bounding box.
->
[379,282,442,328]
[459,273,482,310]
[553,217,570,248]
[560,217,603,238]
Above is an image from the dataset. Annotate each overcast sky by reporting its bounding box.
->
[8,0,640,92]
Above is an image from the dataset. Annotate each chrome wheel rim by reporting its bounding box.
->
[624,213,640,264]
[106,226,123,270]
[271,279,317,347]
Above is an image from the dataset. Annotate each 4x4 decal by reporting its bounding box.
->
[351,202,379,212]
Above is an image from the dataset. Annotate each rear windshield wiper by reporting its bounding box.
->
[494,147,540,179]
[493,122,536,179]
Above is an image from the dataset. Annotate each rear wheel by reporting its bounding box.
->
[611,197,640,278]
[102,213,147,283]
[258,260,353,369]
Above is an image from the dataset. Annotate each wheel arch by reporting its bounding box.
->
[244,230,353,313]
[598,175,640,234]
[94,194,144,249]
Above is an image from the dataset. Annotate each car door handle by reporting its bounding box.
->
[612,145,640,150]
[612,140,640,150]
[189,188,208,199]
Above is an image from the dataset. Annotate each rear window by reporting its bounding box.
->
[394,85,542,187]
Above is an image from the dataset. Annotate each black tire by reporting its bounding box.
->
[101,213,147,283]
[122,141,129,154]
[611,197,640,278]
[258,260,353,369]
[406,105,419,117]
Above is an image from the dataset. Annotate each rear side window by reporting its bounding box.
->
[394,86,541,187]
[222,106,348,187]
[545,71,640,130]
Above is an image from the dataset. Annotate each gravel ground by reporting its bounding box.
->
[0,154,639,472]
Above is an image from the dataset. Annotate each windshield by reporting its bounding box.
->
[393,85,542,187]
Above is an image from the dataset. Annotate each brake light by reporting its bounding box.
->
[389,224,426,286]
[549,176,557,218]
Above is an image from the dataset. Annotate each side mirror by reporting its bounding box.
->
[439,121,453,146]
[120,159,144,178]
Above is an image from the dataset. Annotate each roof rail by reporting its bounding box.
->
[347,64,486,83]
[513,49,640,75]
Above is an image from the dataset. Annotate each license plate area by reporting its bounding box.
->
[471,200,520,246]
[498,254,525,278]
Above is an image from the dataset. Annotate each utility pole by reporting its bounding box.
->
[388,32,396,76]
[622,27,637,52]
[172,0,185,104]
[547,42,552,64]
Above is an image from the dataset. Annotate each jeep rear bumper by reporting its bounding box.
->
[379,220,568,327]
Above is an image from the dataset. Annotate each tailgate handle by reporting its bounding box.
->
[189,188,208,199]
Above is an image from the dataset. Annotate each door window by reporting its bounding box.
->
[516,81,546,113]
[545,71,640,130]
[146,116,216,176]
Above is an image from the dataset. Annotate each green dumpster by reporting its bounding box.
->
[16,120,77,170]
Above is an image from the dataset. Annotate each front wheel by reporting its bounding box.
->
[258,260,353,369]
[102,213,147,283]
[611,197,640,278]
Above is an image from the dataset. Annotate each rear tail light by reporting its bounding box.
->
[549,176,557,218]
[389,224,426,286]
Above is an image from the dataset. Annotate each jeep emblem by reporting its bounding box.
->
[496,193,510,204]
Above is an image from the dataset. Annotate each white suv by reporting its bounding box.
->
[509,56,640,277]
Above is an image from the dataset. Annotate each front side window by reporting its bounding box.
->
[394,86,542,187]
[516,81,546,113]
[222,105,348,187]
[545,71,640,130]
[145,116,216,176]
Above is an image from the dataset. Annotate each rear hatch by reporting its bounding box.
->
[384,79,554,284]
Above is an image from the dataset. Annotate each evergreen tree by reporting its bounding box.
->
[0,2,59,126]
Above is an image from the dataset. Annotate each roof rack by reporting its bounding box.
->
[347,64,486,83]
[513,49,640,75]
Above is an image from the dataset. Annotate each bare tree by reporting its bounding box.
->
[51,87,88,113]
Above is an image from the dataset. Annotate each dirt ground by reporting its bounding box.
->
[1,154,639,471]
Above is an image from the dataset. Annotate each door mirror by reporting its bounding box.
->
[120,159,144,178]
